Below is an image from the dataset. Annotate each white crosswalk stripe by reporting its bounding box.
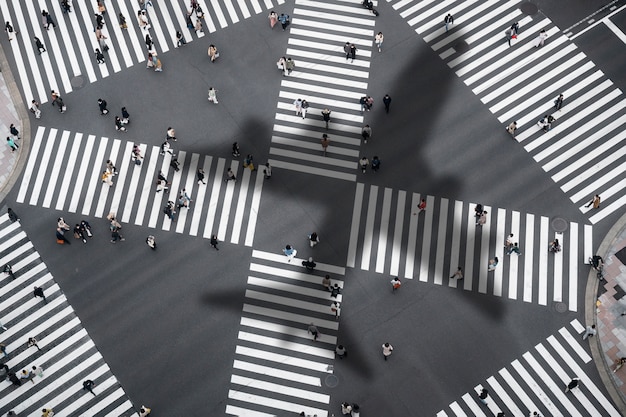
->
[0,214,135,416]
[268,0,379,181]
[437,320,620,416]
[0,0,283,103]
[389,0,626,224]
[225,249,345,416]
[347,184,590,311]
[16,126,264,246]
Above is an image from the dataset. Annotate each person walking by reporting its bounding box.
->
[160,139,173,156]
[335,345,347,359]
[278,13,289,31]
[488,257,499,271]
[374,32,383,52]
[163,201,176,221]
[361,125,371,143]
[507,242,522,255]
[243,154,255,171]
[178,189,192,209]
[582,324,596,340]
[146,235,156,250]
[166,127,177,142]
[21,369,36,384]
[283,245,297,262]
[110,224,125,243]
[210,235,219,250]
[564,377,580,392]
[382,94,391,113]
[0,343,8,357]
[321,134,330,156]
[300,99,309,119]
[308,232,319,247]
[534,29,548,47]
[83,379,96,396]
[51,90,66,112]
[119,12,128,29]
[293,98,302,116]
[478,388,489,404]
[285,57,295,75]
[115,116,127,132]
[322,275,332,291]
[208,44,218,62]
[477,210,487,226]
[232,142,240,157]
[382,342,393,360]
[585,194,601,209]
[330,283,341,298]
[97,98,109,115]
[5,21,16,41]
[34,37,46,54]
[101,170,113,187]
[28,336,41,350]
[139,405,151,416]
[444,13,454,31]
[359,157,369,173]
[9,124,19,141]
[308,323,320,341]
[554,93,564,111]
[349,43,357,62]
[415,198,427,213]
[95,48,106,64]
[176,30,186,47]
[371,156,381,172]
[32,365,44,378]
[321,108,331,129]
[42,10,57,30]
[225,167,237,182]
[33,287,47,304]
[390,277,401,292]
[8,372,21,386]
[208,87,218,103]
[506,121,517,139]
[30,99,42,118]
[549,239,561,253]
[197,168,206,185]
[268,11,278,29]
[6,137,18,152]
[450,267,463,280]
[331,302,340,319]
[263,162,272,179]
[42,408,55,417]
[504,233,514,251]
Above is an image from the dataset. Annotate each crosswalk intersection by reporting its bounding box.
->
[16,126,264,246]
[436,319,621,417]
[268,0,377,181]
[225,249,345,417]
[347,183,594,311]
[0,213,136,416]
[389,0,626,225]
[0,0,285,105]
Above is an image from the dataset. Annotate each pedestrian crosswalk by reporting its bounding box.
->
[0,0,284,105]
[268,0,378,181]
[389,0,626,224]
[436,319,621,417]
[347,183,594,311]
[16,126,264,246]
[225,249,345,417]
[0,213,136,416]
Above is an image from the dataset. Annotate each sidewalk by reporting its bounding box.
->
[589,211,626,414]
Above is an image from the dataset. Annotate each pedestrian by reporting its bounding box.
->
[283,244,297,262]
[138,10,150,31]
[504,233,514,250]
[34,37,46,54]
[565,378,580,392]
[534,29,548,47]
[208,44,218,62]
[195,18,203,33]
[146,235,156,250]
[74,223,87,242]
[121,107,130,124]
[302,257,316,271]
[110,224,124,243]
[28,336,41,350]
[293,98,302,116]
[6,137,18,152]
[478,388,489,404]
[330,283,341,298]
[243,154,255,171]
[361,124,371,143]
[4,21,15,41]
[8,124,19,141]
[507,242,521,255]
[3,264,14,280]
[115,116,127,132]
[197,168,206,185]
[382,94,391,113]
[160,139,173,155]
[444,13,454,31]
[285,57,295,75]
[119,12,127,29]
[511,21,519,35]
[477,210,487,226]
[335,345,347,359]
[42,409,54,417]
[208,87,218,104]
[506,121,517,139]
[83,379,96,396]
[0,343,7,357]
[33,287,47,304]
[9,372,21,386]
[382,342,393,360]
[278,13,289,31]
[8,207,19,222]
[176,30,186,47]
[97,0,106,14]
[61,0,71,12]
[416,198,427,213]
[374,32,383,52]
[359,95,367,113]
[585,194,601,209]
[554,93,564,111]
[96,28,108,52]
[331,301,340,319]
[210,234,219,250]
[505,28,514,47]
[344,42,350,60]
[300,99,309,119]
[225,167,236,182]
[232,142,240,157]
[582,324,596,340]
[549,239,561,253]
[139,405,151,416]
[391,277,401,291]
[97,98,109,115]
[145,33,153,51]
[321,108,331,129]
[56,226,71,245]
[450,267,463,280]
[95,48,106,64]
[156,178,168,193]
[79,220,93,238]
[307,323,320,341]
[359,157,369,173]
[308,232,319,247]
[321,275,332,291]
[42,10,57,30]
[163,201,176,221]
[349,43,357,62]
[365,95,374,111]
[263,162,272,179]
[321,134,330,156]
[488,257,499,271]
[51,90,66,112]
[276,56,286,74]
[268,10,278,29]
[21,369,35,384]
[178,188,192,209]
[30,99,42,118]
[167,127,177,141]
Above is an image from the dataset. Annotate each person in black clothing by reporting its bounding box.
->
[210,235,219,250]
[83,379,96,395]
[33,286,46,303]
[302,257,316,271]
[34,37,46,54]
[97,98,108,115]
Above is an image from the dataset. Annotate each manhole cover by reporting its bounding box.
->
[325,374,339,388]
[552,218,568,233]
[554,302,568,313]
[454,40,469,54]
[71,75,85,89]
[519,2,538,15]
